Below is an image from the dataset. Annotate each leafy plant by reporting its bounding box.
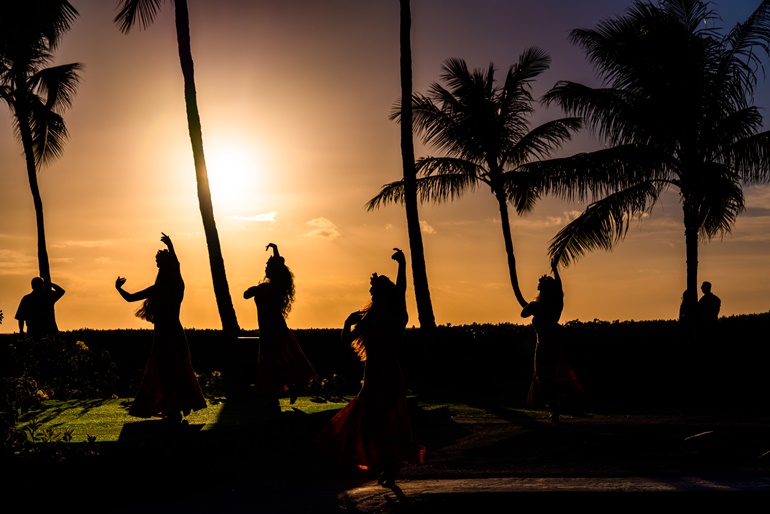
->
[9,416,100,461]
[197,370,225,402]
[7,336,119,399]
[0,374,40,452]
[308,374,346,403]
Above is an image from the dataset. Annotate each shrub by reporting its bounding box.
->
[6,336,119,400]
[0,374,41,453]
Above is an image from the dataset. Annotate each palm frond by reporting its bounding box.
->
[519,144,672,202]
[114,0,165,34]
[505,117,581,167]
[415,156,483,178]
[723,130,770,184]
[2,1,78,50]
[718,0,770,96]
[697,168,745,239]
[498,171,540,214]
[707,106,764,155]
[542,82,643,146]
[505,46,551,88]
[366,180,407,211]
[28,97,68,165]
[30,63,83,111]
[548,182,660,267]
[366,174,477,211]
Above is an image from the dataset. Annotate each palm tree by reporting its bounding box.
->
[0,1,82,283]
[114,0,240,335]
[542,0,770,321]
[397,0,436,330]
[368,50,582,309]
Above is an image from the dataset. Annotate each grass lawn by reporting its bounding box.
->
[16,394,533,444]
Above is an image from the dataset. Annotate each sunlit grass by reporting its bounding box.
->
[18,396,593,442]
[15,396,351,443]
[16,396,561,443]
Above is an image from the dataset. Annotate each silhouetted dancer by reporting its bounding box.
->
[522,262,585,423]
[243,243,317,411]
[115,232,206,424]
[698,281,721,326]
[15,277,65,337]
[315,248,424,488]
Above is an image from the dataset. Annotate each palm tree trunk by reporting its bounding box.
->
[16,105,51,283]
[496,193,528,309]
[683,207,700,322]
[174,0,239,336]
[399,0,436,331]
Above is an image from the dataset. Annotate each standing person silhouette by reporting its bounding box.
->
[15,277,65,337]
[243,243,317,410]
[316,248,424,489]
[115,233,206,424]
[521,262,585,423]
[697,281,721,325]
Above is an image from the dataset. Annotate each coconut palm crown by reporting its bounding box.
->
[0,1,82,283]
[541,0,770,321]
[369,49,582,309]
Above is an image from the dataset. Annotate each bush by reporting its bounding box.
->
[0,374,41,453]
[5,336,119,400]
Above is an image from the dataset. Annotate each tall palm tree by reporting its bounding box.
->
[368,50,582,308]
[542,0,770,321]
[0,1,82,283]
[397,0,436,330]
[114,0,240,335]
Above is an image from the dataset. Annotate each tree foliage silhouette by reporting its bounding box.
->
[370,51,582,308]
[542,0,770,320]
[0,1,82,287]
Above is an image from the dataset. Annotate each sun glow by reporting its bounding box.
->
[205,142,266,216]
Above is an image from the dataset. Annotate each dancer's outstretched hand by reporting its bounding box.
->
[391,248,405,264]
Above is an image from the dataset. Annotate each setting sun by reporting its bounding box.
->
[205,141,266,216]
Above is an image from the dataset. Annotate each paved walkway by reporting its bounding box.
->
[88,411,770,512]
[335,414,770,511]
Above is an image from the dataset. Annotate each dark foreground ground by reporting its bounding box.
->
[8,398,770,513]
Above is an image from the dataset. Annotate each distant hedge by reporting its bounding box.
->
[1,312,767,415]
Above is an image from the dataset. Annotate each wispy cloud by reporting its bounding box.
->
[304,217,340,240]
[420,220,436,234]
[51,240,111,249]
[230,211,277,222]
[543,210,583,227]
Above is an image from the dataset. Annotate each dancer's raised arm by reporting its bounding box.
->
[115,276,152,302]
[551,261,562,296]
[392,248,406,296]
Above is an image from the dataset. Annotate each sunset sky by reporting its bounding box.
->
[1,0,768,334]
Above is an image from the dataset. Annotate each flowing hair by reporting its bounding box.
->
[135,298,155,323]
[349,274,404,361]
[534,274,564,323]
[135,249,181,323]
[265,255,295,317]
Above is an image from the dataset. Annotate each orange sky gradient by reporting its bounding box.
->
[1,0,769,334]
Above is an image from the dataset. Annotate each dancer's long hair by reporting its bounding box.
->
[350,274,405,361]
[135,249,183,323]
[264,255,295,317]
[533,274,563,324]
